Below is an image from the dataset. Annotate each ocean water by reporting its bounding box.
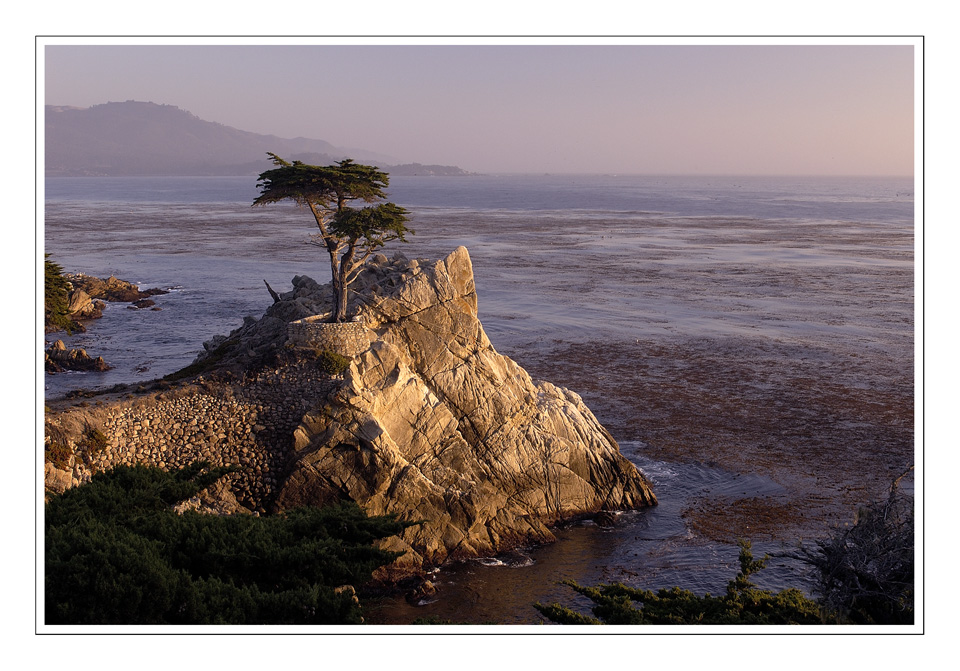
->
[43,174,913,389]
[43,174,914,623]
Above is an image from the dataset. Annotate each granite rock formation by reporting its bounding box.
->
[64,289,105,322]
[273,247,656,576]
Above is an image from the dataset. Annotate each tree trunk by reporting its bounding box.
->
[333,241,359,322]
[327,239,343,322]
[333,280,349,322]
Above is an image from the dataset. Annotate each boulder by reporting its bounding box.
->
[187,275,333,373]
[44,461,73,494]
[65,289,105,321]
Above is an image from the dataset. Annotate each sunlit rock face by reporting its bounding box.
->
[275,246,657,578]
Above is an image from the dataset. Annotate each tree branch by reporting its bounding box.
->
[263,280,281,304]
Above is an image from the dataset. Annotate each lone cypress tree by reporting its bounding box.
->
[253,154,412,322]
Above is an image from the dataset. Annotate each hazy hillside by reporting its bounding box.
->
[45,101,469,176]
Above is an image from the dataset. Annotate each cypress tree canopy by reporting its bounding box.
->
[252,154,390,212]
[252,153,411,322]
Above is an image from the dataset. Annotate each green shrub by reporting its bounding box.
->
[535,541,822,625]
[45,435,73,471]
[76,427,109,469]
[45,423,74,471]
[45,462,411,625]
[538,474,915,628]
[315,349,351,376]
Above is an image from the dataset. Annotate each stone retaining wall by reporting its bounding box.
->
[287,315,371,357]
[45,362,340,513]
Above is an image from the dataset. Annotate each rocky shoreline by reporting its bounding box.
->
[65,273,169,304]
[50,273,169,331]
[44,247,657,582]
[45,272,170,372]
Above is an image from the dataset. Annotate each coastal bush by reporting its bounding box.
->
[45,424,73,471]
[76,426,109,469]
[314,349,352,376]
[534,541,821,625]
[538,474,915,626]
[412,616,457,625]
[45,462,410,624]
[45,255,77,333]
[781,470,914,624]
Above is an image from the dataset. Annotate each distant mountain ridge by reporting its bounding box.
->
[45,101,471,177]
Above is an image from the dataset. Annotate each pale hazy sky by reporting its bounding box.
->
[43,41,915,175]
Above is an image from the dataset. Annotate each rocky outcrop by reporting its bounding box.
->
[66,274,168,304]
[45,339,110,373]
[44,247,656,579]
[64,289,105,321]
[45,273,169,367]
[273,247,656,577]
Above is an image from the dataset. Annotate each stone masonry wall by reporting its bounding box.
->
[287,316,371,358]
[45,362,340,513]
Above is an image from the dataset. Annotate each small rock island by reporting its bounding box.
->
[44,247,656,579]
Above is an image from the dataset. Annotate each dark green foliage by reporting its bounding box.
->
[783,472,914,624]
[253,155,391,211]
[45,254,77,333]
[253,154,412,322]
[46,462,410,625]
[535,541,822,625]
[330,202,412,249]
[314,349,351,376]
[410,616,500,625]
